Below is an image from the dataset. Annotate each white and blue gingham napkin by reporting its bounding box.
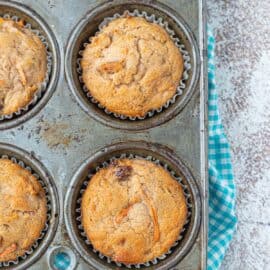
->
[207,28,237,270]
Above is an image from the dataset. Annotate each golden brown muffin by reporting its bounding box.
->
[81,158,187,264]
[81,17,183,117]
[0,18,47,115]
[0,159,47,262]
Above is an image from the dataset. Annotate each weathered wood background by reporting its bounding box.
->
[208,1,270,269]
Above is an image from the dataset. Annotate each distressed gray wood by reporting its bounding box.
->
[208,1,270,269]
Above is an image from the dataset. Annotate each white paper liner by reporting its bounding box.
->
[0,155,51,267]
[0,14,52,121]
[75,154,193,268]
[77,9,191,121]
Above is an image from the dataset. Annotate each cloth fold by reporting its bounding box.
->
[207,28,237,270]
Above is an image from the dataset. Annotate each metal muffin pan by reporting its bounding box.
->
[65,0,200,131]
[0,0,208,269]
[0,0,61,130]
[65,141,201,270]
[0,143,60,270]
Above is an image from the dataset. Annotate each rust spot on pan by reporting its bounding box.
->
[38,122,86,149]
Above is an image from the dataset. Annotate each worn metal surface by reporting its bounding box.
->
[0,0,208,269]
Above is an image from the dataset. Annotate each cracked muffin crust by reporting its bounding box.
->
[81,17,184,117]
[0,18,47,115]
[81,158,187,264]
[0,159,47,262]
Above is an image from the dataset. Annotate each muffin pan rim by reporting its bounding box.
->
[65,0,200,131]
[0,142,60,270]
[64,141,201,270]
[0,0,61,130]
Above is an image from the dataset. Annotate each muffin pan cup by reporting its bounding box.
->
[0,0,61,130]
[0,143,59,270]
[65,0,200,130]
[77,9,192,121]
[0,14,52,122]
[64,142,201,270]
[0,0,208,269]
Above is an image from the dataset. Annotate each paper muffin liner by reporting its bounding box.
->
[77,9,191,121]
[0,155,51,267]
[0,14,52,121]
[75,154,193,268]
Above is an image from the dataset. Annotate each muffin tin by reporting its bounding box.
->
[0,0,208,269]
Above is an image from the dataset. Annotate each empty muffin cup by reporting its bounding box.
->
[64,141,201,269]
[0,143,59,269]
[0,1,60,130]
[65,0,200,130]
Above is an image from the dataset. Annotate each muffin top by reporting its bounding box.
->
[81,17,183,117]
[0,159,47,262]
[0,18,47,115]
[82,158,187,264]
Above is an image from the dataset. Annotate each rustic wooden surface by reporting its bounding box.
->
[207,1,270,269]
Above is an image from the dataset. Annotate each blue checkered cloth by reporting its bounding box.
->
[207,28,237,270]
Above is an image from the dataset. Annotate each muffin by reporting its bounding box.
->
[81,158,187,264]
[0,18,47,115]
[0,159,47,262]
[81,17,183,117]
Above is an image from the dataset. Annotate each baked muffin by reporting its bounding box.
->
[81,158,187,264]
[81,17,183,117]
[0,18,47,115]
[0,159,47,262]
